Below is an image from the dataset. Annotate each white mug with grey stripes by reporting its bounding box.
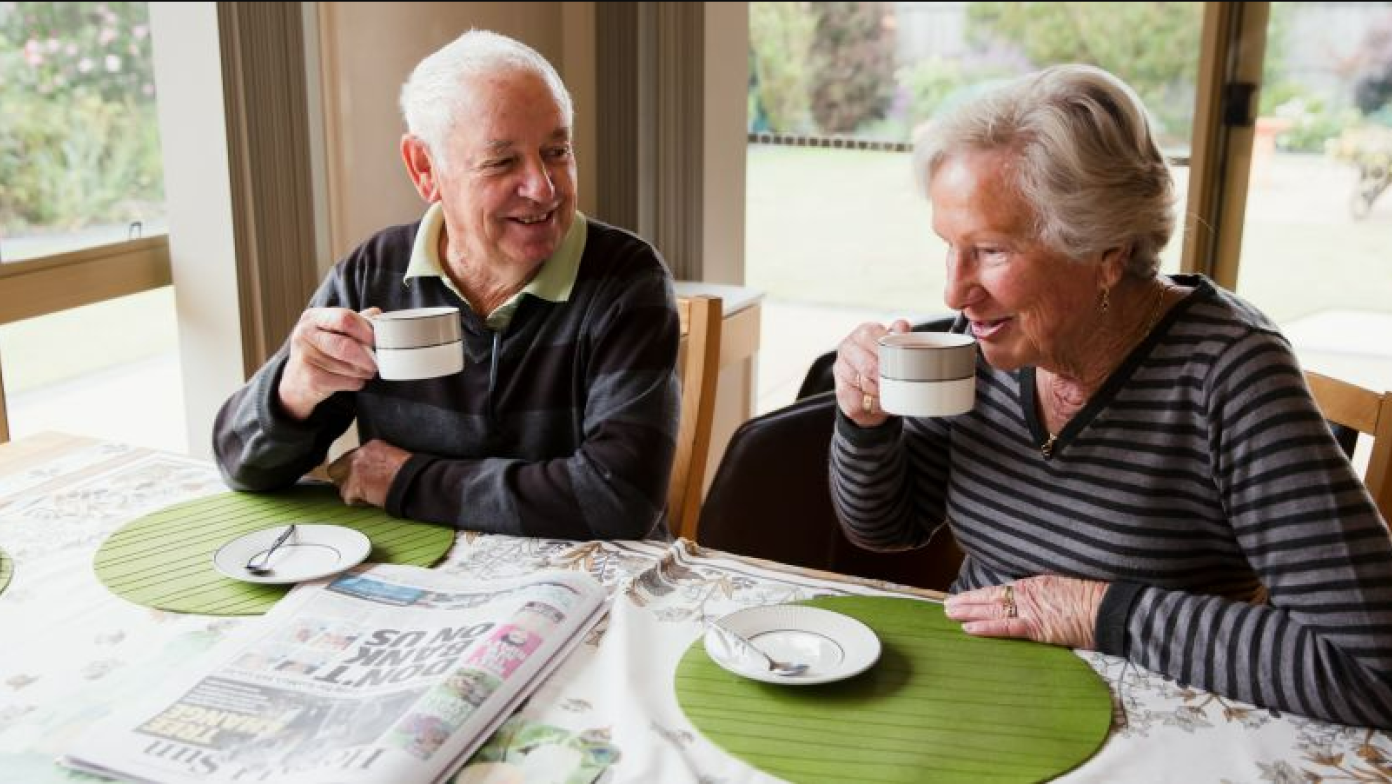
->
[877,332,977,417]
[370,307,465,380]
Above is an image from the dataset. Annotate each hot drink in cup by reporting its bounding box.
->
[877,332,977,417]
[370,307,464,381]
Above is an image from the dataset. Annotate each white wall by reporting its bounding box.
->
[149,2,243,459]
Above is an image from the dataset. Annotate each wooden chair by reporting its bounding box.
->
[1306,370,1392,523]
[668,295,722,541]
[0,357,9,444]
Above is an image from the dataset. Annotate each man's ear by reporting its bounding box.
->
[400,135,440,202]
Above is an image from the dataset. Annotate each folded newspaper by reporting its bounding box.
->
[62,563,608,783]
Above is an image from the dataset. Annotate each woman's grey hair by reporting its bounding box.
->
[399,30,573,171]
[913,64,1175,278]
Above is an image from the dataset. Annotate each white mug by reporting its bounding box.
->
[877,332,977,417]
[370,307,464,381]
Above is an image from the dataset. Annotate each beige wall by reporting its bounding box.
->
[315,2,597,266]
[701,3,748,286]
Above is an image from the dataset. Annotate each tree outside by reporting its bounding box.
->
[0,2,163,245]
[748,1,1205,147]
[749,2,817,133]
[1352,12,1392,123]
[964,2,1202,149]
[807,2,897,133]
[746,2,1392,414]
[747,2,1382,156]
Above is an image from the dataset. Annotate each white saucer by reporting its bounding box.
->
[704,604,881,685]
[213,525,372,585]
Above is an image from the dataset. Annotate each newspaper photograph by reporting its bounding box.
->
[61,564,608,784]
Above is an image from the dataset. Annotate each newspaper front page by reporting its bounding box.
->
[62,564,608,784]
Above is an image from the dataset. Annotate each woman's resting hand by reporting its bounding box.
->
[944,574,1109,650]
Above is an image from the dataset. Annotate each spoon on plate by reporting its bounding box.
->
[244,524,297,575]
[709,622,810,676]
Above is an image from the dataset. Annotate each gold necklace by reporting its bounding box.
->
[1141,279,1170,335]
[1040,280,1170,460]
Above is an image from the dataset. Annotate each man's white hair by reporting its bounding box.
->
[399,30,573,171]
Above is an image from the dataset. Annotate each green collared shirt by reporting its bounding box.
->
[403,202,587,331]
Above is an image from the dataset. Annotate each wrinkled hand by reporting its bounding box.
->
[278,307,381,421]
[325,439,410,509]
[943,574,1109,650]
[833,318,911,427]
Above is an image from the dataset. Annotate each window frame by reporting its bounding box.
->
[0,236,170,442]
[0,237,171,326]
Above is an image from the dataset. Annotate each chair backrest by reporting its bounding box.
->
[1306,370,1392,523]
[796,314,959,400]
[697,391,964,591]
[668,295,722,541]
[0,356,9,444]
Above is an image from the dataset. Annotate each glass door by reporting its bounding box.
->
[746,2,1204,412]
[1233,3,1392,395]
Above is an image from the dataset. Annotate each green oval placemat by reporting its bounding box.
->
[676,595,1112,784]
[0,547,12,596]
[94,485,455,615]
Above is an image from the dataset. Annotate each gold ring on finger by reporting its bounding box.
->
[862,393,874,415]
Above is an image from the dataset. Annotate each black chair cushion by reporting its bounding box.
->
[698,392,963,591]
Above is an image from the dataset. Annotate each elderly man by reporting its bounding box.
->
[213,31,680,540]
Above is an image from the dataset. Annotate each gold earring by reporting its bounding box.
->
[1099,288,1111,314]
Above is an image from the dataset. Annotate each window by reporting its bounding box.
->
[0,1,165,259]
[746,2,1202,411]
[1235,2,1392,404]
[0,2,180,450]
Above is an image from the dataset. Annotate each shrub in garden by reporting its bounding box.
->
[0,2,163,234]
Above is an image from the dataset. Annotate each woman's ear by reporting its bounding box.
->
[400,135,440,202]
[1097,245,1131,290]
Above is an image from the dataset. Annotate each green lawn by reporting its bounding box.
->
[745,146,945,311]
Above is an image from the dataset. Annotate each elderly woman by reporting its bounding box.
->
[830,64,1392,728]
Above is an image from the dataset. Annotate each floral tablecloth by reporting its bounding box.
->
[0,438,1387,783]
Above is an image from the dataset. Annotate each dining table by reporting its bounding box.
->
[1,431,1388,783]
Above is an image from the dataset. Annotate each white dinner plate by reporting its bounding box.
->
[213,524,372,585]
[704,604,881,685]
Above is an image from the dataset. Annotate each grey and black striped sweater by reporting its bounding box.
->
[214,216,680,541]
[831,275,1392,728]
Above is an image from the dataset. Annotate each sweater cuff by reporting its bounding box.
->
[385,453,435,519]
[1095,581,1145,657]
[834,406,903,448]
[255,356,332,438]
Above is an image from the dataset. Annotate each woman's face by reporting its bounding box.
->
[930,149,1110,373]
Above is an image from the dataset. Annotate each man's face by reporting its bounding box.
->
[434,69,577,273]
